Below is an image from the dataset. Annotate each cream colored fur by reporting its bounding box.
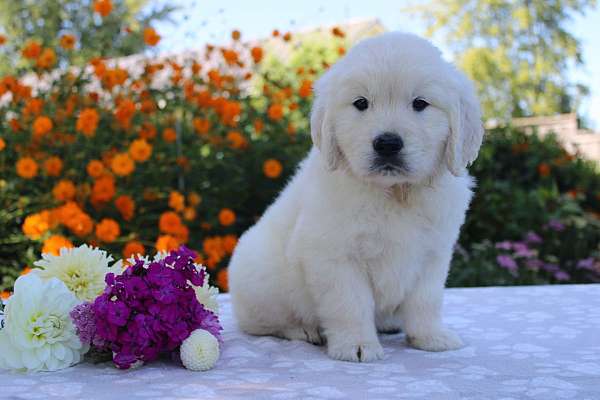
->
[229,32,483,362]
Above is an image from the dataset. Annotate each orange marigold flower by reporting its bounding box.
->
[93,0,112,17]
[162,127,177,142]
[203,236,225,262]
[95,218,120,243]
[283,32,292,42]
[110,153,135,177]
[298,79,312,98]
[114,98,136,128]
[538,163,551,177]
[168,191,185,212]
[216,269,228,291]
[42,235,73,256]
[218,208,236,226]
[263,159,283,179]
[0,291,10,300]
[86,159,105,178]
[223,234,238,254]
[143,27,161,46]
[0,35,6,46]
[24,98,44,116]
[231,29,241,40]
[173,224,189,243]
[251,46,263,63]
[192,118,211,136]
[226,130,248,149]
[267,104,284,121]
[33,115,53,137]
[221,49,239,66]
[332,27,345,37]
[22,211,51,239]
[159,211,182,234]
[188,192,202,206]
[43,156,63,177]
[220,101,241,126]
[115,195,135,221]
[65,210,94,238]
[52,179,76,202]
[123,240,145,259]
[21,267,32,276]
[272,29,280,37]
[155,235,179,252]
[139,122,157,139]
[22,40,42,59]
[0,137,5,151]
[16,157,38,179]
[36,48,56,69]
[92,175,115,202]
[76,108,100,137]
[183,207,197,221]
[129,139,152,162]
[60,34,76,50]
[123,240,146,259]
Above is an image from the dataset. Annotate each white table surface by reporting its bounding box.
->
[1,285,599,400]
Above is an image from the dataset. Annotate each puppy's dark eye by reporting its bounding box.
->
[412,98,429,112]
[353,97,369,111]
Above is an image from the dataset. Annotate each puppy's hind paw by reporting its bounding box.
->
[327,341,384,363]
[407,329,464,352]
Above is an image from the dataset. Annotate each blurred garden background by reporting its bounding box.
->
[0,0,599,296]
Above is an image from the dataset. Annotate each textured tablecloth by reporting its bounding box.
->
[1,284,599,400]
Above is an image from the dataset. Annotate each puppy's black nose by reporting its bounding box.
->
[373,133,403,157]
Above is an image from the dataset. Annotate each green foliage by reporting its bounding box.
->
[449,128,600,287]
[0,0,176,73]
[409,0,597,121]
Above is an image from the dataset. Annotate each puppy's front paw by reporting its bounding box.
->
[407,329,464,352]
[327,340,384,362]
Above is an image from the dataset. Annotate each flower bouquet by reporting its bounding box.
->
[0,245,222,372]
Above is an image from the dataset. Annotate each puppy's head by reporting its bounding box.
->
[311,32,483,186]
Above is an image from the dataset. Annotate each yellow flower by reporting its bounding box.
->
[34,244,118,301]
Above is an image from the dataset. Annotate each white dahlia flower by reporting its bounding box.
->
[0,274,87,372]
[193,271,220,314]
[34,244,120,301]
[180,329,220,371]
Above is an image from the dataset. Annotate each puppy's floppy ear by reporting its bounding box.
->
[311,72,342,170]
[446,72,484,176]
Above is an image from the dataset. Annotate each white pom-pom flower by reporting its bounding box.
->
[180,329,220,371]
[0,274,88,372]
[34,244,120,302]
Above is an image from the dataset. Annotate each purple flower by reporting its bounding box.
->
[512,242,536,258]
[107,301,130,326]
[554,271,571,281]
[525,232,542,244]
[90,246,223,369]
[546,219,565,232]
[542,263,559,273]
[70,302,107,348]
[525,259,543,271]
[495,241,513,250]
[577,258,596,270]
[497,255,518,270]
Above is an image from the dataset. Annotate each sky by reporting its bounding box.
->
[153,0,600,129]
